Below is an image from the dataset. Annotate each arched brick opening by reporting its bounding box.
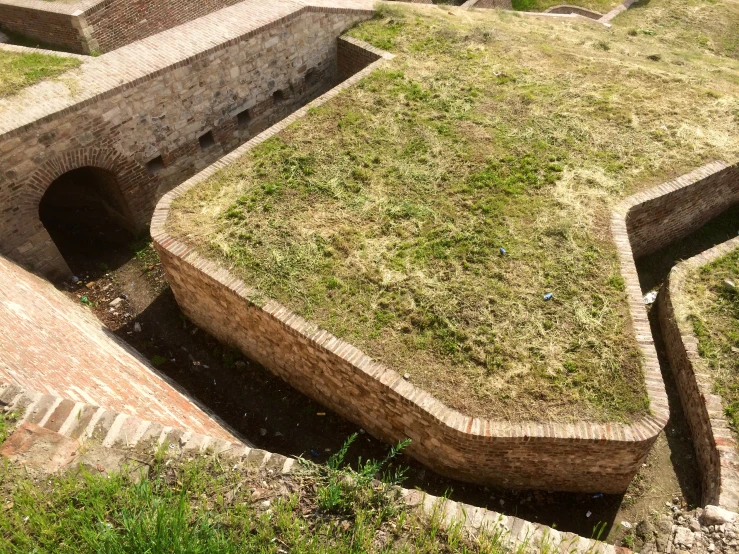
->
[39,166,138,277]
[13,148,155,280]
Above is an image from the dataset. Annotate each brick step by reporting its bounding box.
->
[0,382,294,473]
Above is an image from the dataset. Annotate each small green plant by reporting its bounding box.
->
[317,433,411,515]
[0,411,18,445]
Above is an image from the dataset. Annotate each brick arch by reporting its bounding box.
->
[20,147,155,231]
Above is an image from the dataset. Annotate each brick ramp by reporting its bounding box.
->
[0,255,238,442]
[1,381,618,554]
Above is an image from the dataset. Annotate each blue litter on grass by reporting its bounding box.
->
[543,293,553,301]
[499,247,506,255]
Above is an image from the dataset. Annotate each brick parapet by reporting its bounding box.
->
[153,37,668,493]
[658,235,739,511]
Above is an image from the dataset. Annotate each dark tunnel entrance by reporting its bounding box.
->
[38,166,137,279]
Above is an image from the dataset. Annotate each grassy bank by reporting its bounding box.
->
[0,435,521,553]
[686,248,739,431]
[0,50,80,97]
[169,0,739,422]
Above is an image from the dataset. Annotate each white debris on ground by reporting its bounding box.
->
[632,505,739,554]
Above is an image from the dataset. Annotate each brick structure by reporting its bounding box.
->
[0,255,237,441]
[613,161,739,510]
[0,0,374,281]
[659,238,739,511]
[0,0,85,52]
[0,0,315,54]
[152,36,668,494]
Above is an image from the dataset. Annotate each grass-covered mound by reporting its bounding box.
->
[0,50,80,97]
[169,0,739,422]
[686,248,739,431]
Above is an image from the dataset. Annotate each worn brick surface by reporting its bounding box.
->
[0,0,373,280]
[152,37,667,494]
[0,255,237,441]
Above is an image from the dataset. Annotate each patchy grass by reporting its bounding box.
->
[0,411,18,445]
[511,0,618,13]
[169,0,739,422]
[0,50,80,97]
[0,437,523,553]
[686,248,739,432]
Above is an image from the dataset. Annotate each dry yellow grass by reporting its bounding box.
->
[170,0,739,422]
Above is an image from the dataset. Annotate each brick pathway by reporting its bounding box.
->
[0,255,237,441]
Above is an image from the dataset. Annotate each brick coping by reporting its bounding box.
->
[152,35,668,449]
[664,235,739,509]
[0,0,375,139]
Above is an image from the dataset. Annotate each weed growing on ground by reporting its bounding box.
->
[170,0,739,422]
[0,51,80,97]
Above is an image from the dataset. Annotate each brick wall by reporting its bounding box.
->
[0,4,373,281]
[623,163,739,259]
[0,255,237,442]
[544,5,604,18]
[659,238,739,511]
[152,37,669,494]
[0,1,84,52]
[613,160,739,510]
[80,0,244,53]
[337,35,383,82]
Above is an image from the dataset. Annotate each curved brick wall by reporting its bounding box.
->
[612,160,739,510]
[153,37,670,493]
[658,236,739,511]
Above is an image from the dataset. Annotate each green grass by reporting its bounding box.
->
[0,50,80,97]
[0,411,18,445]
[170,0,739,422]
[687,248,739,431]
[0,436,520,553]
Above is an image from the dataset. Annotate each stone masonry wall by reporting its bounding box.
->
[152,38,669,494]
[658,236,739,511]
[0,5,373,281]
[0,255,237,442]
